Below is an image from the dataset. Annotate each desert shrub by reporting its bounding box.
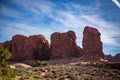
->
[0,47,16,80]
[90,61,120,70]
[19,76,29,80]
[105,62,120,69]
[44,72,54,78]
[1,66,15,76]
[33,60,49,67]
[0,66,16,80]
[0,47,11,67]
[68,74,78,80]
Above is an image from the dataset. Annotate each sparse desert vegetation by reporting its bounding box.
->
[0,45,120,80]
[11,61,120,80]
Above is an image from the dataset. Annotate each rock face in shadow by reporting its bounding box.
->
[105,55,113,62]
[113,54,120,62]
[82,26,106,61]
[2,34,50,61]
[106,53,120,62]
[27,35,50,60]
[51,30,81,59]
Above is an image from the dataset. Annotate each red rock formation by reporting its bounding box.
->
[0,26,107,62]
[11,35,28,60]
[106,53,120,62]
[51,30,81,59]
[82,26,106,61]
[105,55,113,62]
[0,43,3,47]
[1,34,50,61]
[3,41,12,52]
[114,53,120,62]
[26,35,50,60]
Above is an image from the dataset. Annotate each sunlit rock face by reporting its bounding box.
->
[81,26,106,61]
[11,35,28,61]
[0,26,107,62]
[51,30,81,59]
[2,34,50,61]
[50,26,107,61]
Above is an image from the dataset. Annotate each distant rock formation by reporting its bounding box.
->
[105,55,113,62]
[1,34,50,61]
[81,26,106,61]
[51,30,81,59]
[106,53,120,62]
[114,54,120,62]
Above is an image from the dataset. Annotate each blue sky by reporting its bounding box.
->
[0,0,120,56]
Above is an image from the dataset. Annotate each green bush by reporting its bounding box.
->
[33,60,49,67]
[0,47,11,67]
[0,47,16,80]
[90,61,120,70]
[0,66,16,80]
[104,62,120,69]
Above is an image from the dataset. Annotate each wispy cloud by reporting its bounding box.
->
[0,4,23,19]
[112,0,120,8]
[0,0,120,55]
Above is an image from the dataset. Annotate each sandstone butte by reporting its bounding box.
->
[0,34,50,61]
[0,26,107,62]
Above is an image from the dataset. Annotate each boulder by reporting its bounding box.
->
[82,26,106,61]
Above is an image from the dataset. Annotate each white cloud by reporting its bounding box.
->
[0,0,120,55]
[112,0,120,8]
